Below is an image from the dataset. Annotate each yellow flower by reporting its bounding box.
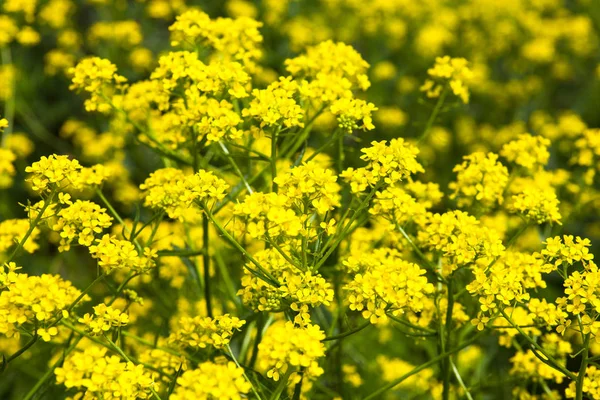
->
[421,56,473,103]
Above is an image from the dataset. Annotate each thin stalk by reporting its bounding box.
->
[122,332,185,358]
[395,223,438,274]
[499,309,576,380]
[219,141,253,194]
[96,189,143,253]
[226,345,263,400]
[64,272,108,316]
[387,314,436,334]
[419,87,448,143]
[303,129,341,164]
[322,321,371,342]
[2,332,38,369]
[270,369,293,400]
[157,249,205,257]
[106,273,139,306]
[7,190,56,262]
[442,277,455,400]
[337,130,344,172]
[202,213,213,318]
[364,332,484,400]
[314,184,381,270]
[576,334,590,400]
[1,47,15,143]
[22,336,84,400]
[248,314,264,368]
[271,127,280,192]
[200,202,279,286]
[450,359,474,400]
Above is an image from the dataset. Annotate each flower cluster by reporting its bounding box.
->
[0,269,83,338]
[0,219,40,257]
[417,210,505,274]
[345,249,435,324]
[421,56,473,103]
[79,303,129,335]
[169,361,251,400]
[258,321,326,381]
[273,161,341,215]
[55,346,157,399]
[52,200,113,251]
[509,186,562,225]
[25,154,82,193]
[449,152,509,209]
[69,57,127,113]
[341,139,424,193]
[233,193,304,240]
[238,248,333,325]
[140,168,229,221]
[4,2,600,399]
[89,234,156,274]
[168,314,245,350]
[243,77,304,128]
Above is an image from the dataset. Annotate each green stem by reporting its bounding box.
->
[2,332,39,370]
[270,369,293,400]
[1,47,15,144]
[96,189,143,253]
[64,272,107,316]
[271,127,280,192]
[22,335,83,400]
[419,87,448,143]
[442,277,455,400]
[450,359,474,400]
[226,344,263,400]
[248,313,264,369]
[122,331,185,358]
[387,314,436,334]
[200,202,279,286]
[576,334,590,400]
[202,213,213,318]
[219,141,253,194]
[364,332,484,400]
[157,249,205,257]
[322,321,371,342]
[314,184,381,270]
[7,190,56,263]
[395,223,439,275]
[499,309,576,380]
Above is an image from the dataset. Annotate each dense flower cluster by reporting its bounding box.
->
[55,346,157,399]
[449,152,509,209]
[421,56,473,103]
[169,361,251,400]
[168,314,245,350]
[140,168,229,220]
[0,267,83,338]
[345,249,434,324]
[341,139,424,193]
[258,321,326,381]
[79,303,129,335]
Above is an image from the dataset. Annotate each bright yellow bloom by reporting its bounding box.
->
[170,361,251,400]
[55,346,157,399]
[421,56,473,103]
[449,152,509,209]
[168,314,245,350]
[501,133,550,172]
[258,321,326,381]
